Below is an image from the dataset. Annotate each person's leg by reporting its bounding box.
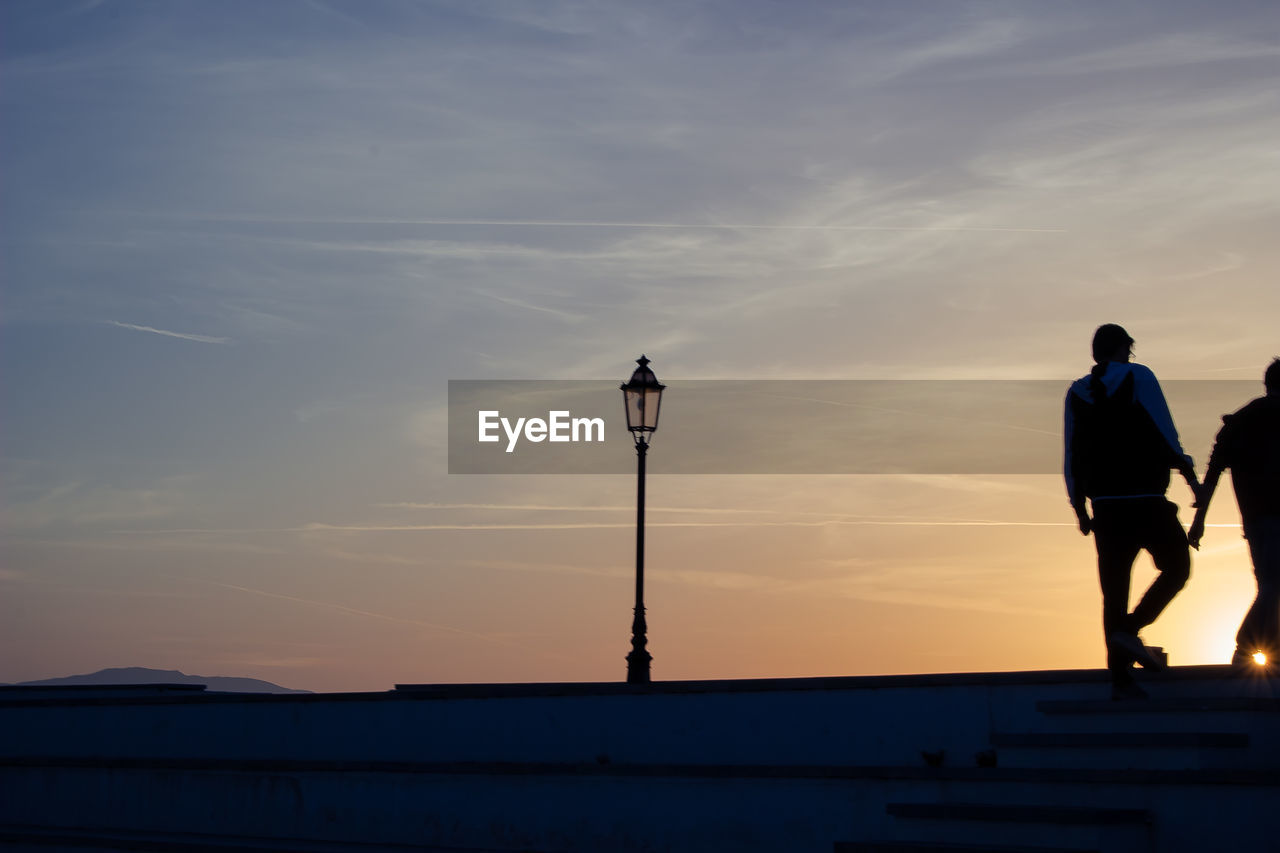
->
[1130,500,1192,631]
[1093,503,1142,682]
[1237,516,1280,663]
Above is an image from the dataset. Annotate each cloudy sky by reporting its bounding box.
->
[2,0,1277,691]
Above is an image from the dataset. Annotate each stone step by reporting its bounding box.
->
[1008,700,1280,770]
[3,756,1277,784]
[1037,697,1280,716]
[1017,697,1280,739]
[991,732,1249,749]
[6,766,1275,852]
[987,731,1263,771]
[835,842,1099,853]
[886,804,1150,825]
[883,803,1152,853]
[0,824,525,852]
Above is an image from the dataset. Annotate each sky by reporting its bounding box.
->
[2,0,1277,692]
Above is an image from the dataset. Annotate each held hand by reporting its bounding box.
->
[1187,516,1205,550]
[1186,475,1205,508]
[1075,506,1091,536]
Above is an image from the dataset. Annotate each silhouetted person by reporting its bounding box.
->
[1064,324,1201,699]
[1188,358,1280,670]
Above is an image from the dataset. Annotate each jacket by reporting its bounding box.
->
[1204,394,1280,526]
[1064,361,1194,508]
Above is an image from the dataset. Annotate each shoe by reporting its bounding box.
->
[1111,680,1149,701]
[1109,631,1166,670]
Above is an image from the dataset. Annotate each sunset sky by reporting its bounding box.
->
[3,0,1278,692]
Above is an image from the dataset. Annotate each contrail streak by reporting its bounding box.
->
[329,218,1069,234]
[130,212,1069,234]
[377,502,829,514]
[304,520,1079,531]
[108,321,230,344]
[111,520,1241,535]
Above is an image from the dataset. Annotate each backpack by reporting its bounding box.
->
[1069,370,1177,499]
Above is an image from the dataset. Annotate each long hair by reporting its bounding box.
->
[1089,361,1111,403]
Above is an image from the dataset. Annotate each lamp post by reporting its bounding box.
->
[621,355,665,684]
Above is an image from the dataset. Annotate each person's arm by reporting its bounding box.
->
[1187,478,1218,550]
[1064,388,1090,535]
[1188,417,1233,550]
[1132,365,1200,495]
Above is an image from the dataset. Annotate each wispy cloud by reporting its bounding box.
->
[376,501,1062,521]
[471,288,587,323]
[460,554,1058,617]
[378,501,847,514]
[180,575,490,638]
[108,321,230,345]
[876,17,1028,82]
[302,519,1075,533]
[125,212,1069,233]
[982,33,1280,79]
[4,481,186,530]
[97,512,1082,537]
[4,0,1273,685]
[175,575,576,663]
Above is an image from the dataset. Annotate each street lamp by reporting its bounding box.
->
[621,355,665,684]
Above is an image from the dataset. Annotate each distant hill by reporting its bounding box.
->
[14,667,312,694]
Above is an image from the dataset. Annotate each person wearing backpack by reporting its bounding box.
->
[1064,324,1202,699]
[1187,358,1280,671]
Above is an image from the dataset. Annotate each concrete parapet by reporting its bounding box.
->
[2,666,1276,852]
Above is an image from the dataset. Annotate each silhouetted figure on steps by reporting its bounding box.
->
[1064,324,1202,699]
[1188,358,1280,670]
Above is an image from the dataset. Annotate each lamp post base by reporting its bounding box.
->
[626,607,651,684]
[625,649,651,684]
